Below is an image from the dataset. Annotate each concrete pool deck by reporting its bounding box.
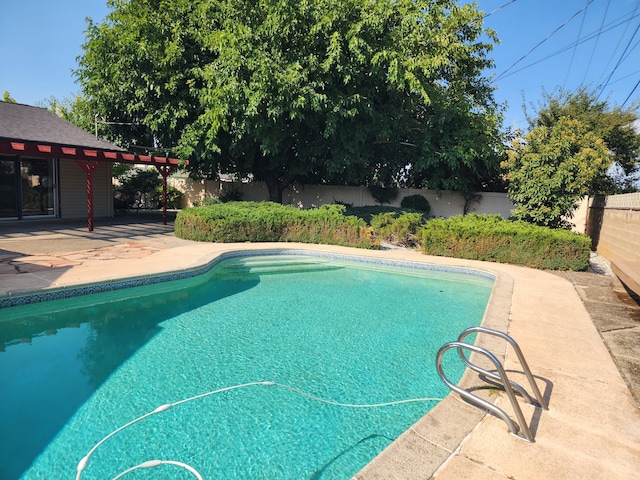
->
[1,217,639,479]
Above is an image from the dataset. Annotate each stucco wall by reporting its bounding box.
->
[587,193,640,295]
[168,178,514,219]
[59,160,113,219]
[588,193,640,262]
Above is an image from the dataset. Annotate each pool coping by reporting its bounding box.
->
[2,243,511,479]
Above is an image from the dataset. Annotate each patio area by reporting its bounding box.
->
[1,215,639,479]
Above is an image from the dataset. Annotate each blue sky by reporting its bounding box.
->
[1,0,638,130]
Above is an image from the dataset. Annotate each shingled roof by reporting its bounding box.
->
[0,101,124,151]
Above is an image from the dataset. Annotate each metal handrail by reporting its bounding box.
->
[457,327,548,410]
[437,341,535,442]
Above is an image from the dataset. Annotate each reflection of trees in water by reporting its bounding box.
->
[76,274,259,389]
[0,315,78,352]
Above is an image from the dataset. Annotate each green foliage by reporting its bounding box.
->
[175,202,377,248]
[3,91,16,103]
[77,0,503,203]
[112,163,135,179]
[504,117,610,228]
[152,185,184,209]
[219,187,243,203]
[345,205,407,224]
[526,87,639,192]
[368,184,399,205]
[371,212,425,247]
[400,194,431,214]
[114,168,162,210]
[39,95,97,135]
[199,197,222,206]
[505,88,640,228]
[418,214,591,271]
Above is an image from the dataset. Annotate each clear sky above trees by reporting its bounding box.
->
[2,1,638,131]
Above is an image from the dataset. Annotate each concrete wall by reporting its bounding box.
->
[587,192,640,295]
[59,160,113,219]
[168,178,514,219]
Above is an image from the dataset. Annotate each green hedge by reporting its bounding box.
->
[175,202,378,248]
[370,212,425,247]
[418,214,591,271]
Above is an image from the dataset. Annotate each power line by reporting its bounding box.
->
[594,0,640,89]
[621,78,640,107]
[494,1,593,83]
[495,11,640,82]
[582,0,611,84]
[483,0,517,19]
[564,0,591,88]
[596,21,640,100]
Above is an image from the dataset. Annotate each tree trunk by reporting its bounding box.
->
[264,174,285,203]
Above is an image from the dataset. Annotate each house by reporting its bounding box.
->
[0,101,185,230]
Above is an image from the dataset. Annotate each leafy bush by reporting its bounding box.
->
[345,206,408,224]
[114,168,161,210]
[175,202,378,248]
[368,184,399,205]
[219,186,243,202]
[152,185,184,209]
[417,214,591,270]
[400,194,431,214]
[371,212,425,247]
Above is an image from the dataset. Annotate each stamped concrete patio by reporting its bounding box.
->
[1,216,639,479]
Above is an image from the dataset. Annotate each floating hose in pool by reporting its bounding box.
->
[75,380,444,479]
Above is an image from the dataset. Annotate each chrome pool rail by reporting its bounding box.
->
[436,327,548,443]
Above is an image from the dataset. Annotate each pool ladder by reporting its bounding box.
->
[436,326,548,443]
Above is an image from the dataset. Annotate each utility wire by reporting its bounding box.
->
[621,78,640,107]
[583,0,611,84]
[496,11,640,82]
[596,21,640,99]
[564,0,591,88]
[494,1,594,83]
[594,0,640,90]
[483,0,517,19]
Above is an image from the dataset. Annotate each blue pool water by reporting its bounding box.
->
[0,254,493,479]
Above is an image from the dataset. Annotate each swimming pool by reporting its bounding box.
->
[0,253,493,479]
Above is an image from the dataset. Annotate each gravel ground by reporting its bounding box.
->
[589,251,614,275]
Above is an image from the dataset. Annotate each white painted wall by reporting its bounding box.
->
[169,178,515,219]
[59,160,113,219]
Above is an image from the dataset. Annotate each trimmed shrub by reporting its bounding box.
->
[345,206,407,224]
[417,214,591,271]
[371,212,425,247]
[152,185,183,209]
[175,202,378,248]
[400,194,431,214]
[368,184,399,205]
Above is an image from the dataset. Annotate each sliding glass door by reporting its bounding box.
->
[20,158,56,216]
[0,158,19,218]
[0,156,57,219]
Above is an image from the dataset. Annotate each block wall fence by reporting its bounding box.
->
[585,192,640,295]
[167,178,514,219]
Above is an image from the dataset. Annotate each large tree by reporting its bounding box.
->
[504,88,640,228]
[504,117,611,228]
[77,0,504,203]
[524,88,640,193]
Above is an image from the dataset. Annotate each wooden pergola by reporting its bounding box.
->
[0,139,187,231]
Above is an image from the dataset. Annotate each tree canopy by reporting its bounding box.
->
[525,87,640,193]
[77,0,505,202]
[504,88,640,228]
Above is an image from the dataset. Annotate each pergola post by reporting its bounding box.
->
[155,164,177,225]
[76,160,101,231]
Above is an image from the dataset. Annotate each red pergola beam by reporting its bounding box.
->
[0,140,185,166]
[1,139,187,231]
